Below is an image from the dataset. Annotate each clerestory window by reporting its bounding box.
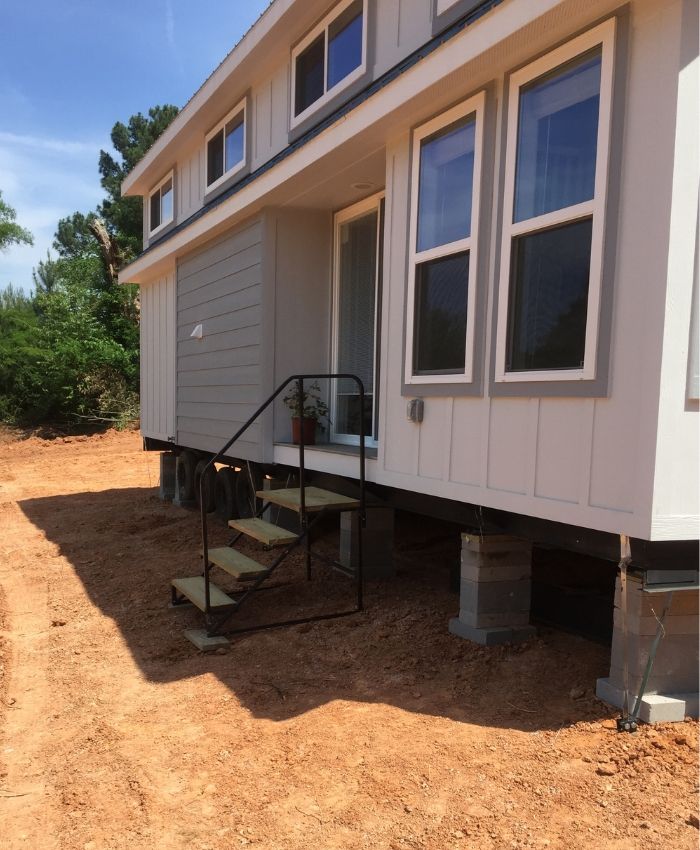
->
[148,171,174,236]
[291,0,367,128]
[205,99,247,192]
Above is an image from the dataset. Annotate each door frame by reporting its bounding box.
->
[330,191,385,447]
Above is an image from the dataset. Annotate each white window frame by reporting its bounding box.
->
[204,98,247,193]
[331,191,384,447]
[148,170,174,237]
[405,91,485,386]
[290,0,368,130]
[494,19,616,384]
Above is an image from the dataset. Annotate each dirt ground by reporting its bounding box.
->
[0,429,697,850]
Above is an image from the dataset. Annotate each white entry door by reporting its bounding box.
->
[331,194,384,446]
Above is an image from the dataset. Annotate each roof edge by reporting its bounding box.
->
[121,0,290,196]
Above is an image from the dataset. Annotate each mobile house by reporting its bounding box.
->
[119,0,699,719]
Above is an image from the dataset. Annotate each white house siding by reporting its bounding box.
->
[143,0,442,235]
[177,145,205,223]
[140,270,176,442]
[366,0,693,541]
[176,220,265,459]
[650,0,699,541]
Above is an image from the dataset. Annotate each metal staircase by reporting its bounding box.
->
[170,375,366,640]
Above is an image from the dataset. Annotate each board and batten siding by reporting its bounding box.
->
[176,220,265,459]
[372,0,693,540]
[140,270,176,442]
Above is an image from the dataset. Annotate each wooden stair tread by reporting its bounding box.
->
[206,547,269,579]
[172,577,235,611]
[256,486,360,513]
[228,518,299,547]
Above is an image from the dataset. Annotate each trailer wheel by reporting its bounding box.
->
[194,459,216,513]
[235,462,263,518]
[176,450,198,502]
[215,467,239,523]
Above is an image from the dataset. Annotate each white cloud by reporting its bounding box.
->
[0,131,108,292]
[164,0,185,77]
[0,131,103,157]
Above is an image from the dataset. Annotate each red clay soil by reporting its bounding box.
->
[0,429,697,850]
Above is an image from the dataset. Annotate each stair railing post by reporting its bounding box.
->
[357,376,365,612]
[297,377,311,581]
[200,474,211,622]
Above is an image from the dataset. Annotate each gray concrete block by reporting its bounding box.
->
[159,452,177,501]
[340,507,394,580]
[615,584,699,616]
[608,664,699,697]
[613,607,699,636]
[610,633,699,682]
[461,548,532,566]
[183,629,230,652]
[461,534,532,554]
[459,578,532,615]
[595,677,698,723]
[460,610,532,629]
[461,562,532,583]
[449,617,536,646]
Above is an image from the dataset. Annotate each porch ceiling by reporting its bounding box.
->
[278,147,386,211]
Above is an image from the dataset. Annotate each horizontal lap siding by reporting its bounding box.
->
[176,221,264,461]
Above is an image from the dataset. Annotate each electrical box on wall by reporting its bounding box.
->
[406,398,424,423]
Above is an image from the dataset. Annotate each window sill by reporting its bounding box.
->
[275,441,378,459]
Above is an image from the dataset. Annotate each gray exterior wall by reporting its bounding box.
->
[266,208,333,443]
[176,219,265,459]
[142,0,464,247]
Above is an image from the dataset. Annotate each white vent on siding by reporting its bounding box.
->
[190,323,203,340]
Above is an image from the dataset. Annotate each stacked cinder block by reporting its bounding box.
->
[159,452,177,501]
[596,573,699,723]
[449,533,535,646]
[340,506,395,580]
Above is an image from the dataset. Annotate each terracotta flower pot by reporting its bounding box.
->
[291,416,317,445]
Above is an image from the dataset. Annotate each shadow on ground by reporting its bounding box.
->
[19,485,613,731]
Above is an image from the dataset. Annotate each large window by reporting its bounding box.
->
[405,93,484,385]
[494,20,616,383]
[291,0,367,128]
[148,171,174,236]
[205,99,246,192]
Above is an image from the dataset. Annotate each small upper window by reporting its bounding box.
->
[148,171,174,236]
[205,99,246,192]
[291,0,366,128]
[494,20,615,384]
[405,92,485,385]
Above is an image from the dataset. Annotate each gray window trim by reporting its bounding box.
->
[288,1,377,143]
[488,9,630,399]
[400,85,496,399]
[431,0,490,37]
[146,168,178,247]
[202,92,252,206]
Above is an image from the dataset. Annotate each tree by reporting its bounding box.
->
[0,104,179,427]
[98,104,179,262]
[32,251,60,294]
[0,190,33,252]
[53,212,99,260]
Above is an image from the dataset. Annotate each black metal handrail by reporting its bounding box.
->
[198,374,367,619]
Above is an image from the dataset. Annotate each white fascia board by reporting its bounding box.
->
[121,0,296,197]
[119,0,568,284]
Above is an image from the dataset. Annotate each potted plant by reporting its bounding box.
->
[282,381,330,446]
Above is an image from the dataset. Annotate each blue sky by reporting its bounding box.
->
[0,0,271,292]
